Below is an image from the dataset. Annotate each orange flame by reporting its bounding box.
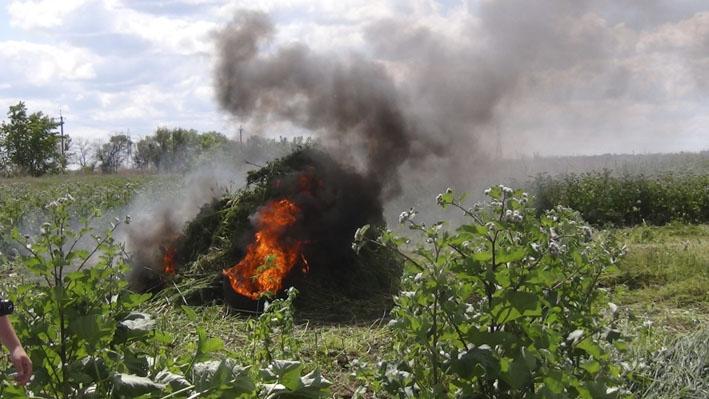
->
[222,198,305,300]
[162,246,176,275]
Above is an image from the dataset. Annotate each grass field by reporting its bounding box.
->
[0,167,707,397]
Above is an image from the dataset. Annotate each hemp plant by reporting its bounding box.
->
[1,194,150,397]
[355,186,629,398]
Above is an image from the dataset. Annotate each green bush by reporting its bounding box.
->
[355,186,629,397]
[532,171,709,227]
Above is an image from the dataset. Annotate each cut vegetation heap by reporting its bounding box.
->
[131,147,402,320]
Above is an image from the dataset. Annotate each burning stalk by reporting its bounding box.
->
[162,246,177,275]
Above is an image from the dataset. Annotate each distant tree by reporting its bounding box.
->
[72,138,96,171]
[0,102,62,176]
[96,134,132,173]
[133,136,159,170]
[199,131,230,151]
[133,128,231,172]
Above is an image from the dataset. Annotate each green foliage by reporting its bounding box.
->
[532,171,709,226]
[248,288,300,364]
[0,102,64,176]
[132,128,232,172]
[96,134,133,173]
[1,193,151,397]
[355,186,629,397]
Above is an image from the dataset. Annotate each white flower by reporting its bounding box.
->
[566,329,584,343]
[445,187,453,194]
[435,194,444,204]
[484,188,492,195]
[502,186,513,195]
[398,211,410,224]
[549,241,561,257]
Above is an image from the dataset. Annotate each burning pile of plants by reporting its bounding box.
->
[132,147,402,320]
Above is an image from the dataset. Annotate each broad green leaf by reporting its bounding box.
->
[111,373,165,397]
[543,373,565,394]
[192,359,255,394]
[451,346,499,379]
[263,369,332,399]
[69,313,109,348]
[496,247,526,264]
[262,360,303,390]
[501,357,530,390]
[493,292,542,324]
[197,327,224,358]
[576,338,604,359]
[119,312,155,333]
[581,360,601,375]
[155,370,191,391]
[473,251,492,262]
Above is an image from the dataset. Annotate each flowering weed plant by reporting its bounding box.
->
[355,186,628,398]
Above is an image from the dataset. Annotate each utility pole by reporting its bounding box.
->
[58,110,67,172]
[127,129,134,169]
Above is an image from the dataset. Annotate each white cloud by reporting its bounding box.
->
[0,0,707,155]
[8,0,89,29]
[109,2,219,55]
[0,40,97,84]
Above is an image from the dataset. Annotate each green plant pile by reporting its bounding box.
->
[169,147,402,321]
[353,186,630,397]
[532,171,709,227]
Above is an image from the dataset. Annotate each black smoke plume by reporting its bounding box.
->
[213,11,444,198]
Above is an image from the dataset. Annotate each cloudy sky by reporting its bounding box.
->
[0,0,707,156]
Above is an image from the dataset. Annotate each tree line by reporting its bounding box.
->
[1,102,313,177]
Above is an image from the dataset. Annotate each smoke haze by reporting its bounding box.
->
[214,1,708,197]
